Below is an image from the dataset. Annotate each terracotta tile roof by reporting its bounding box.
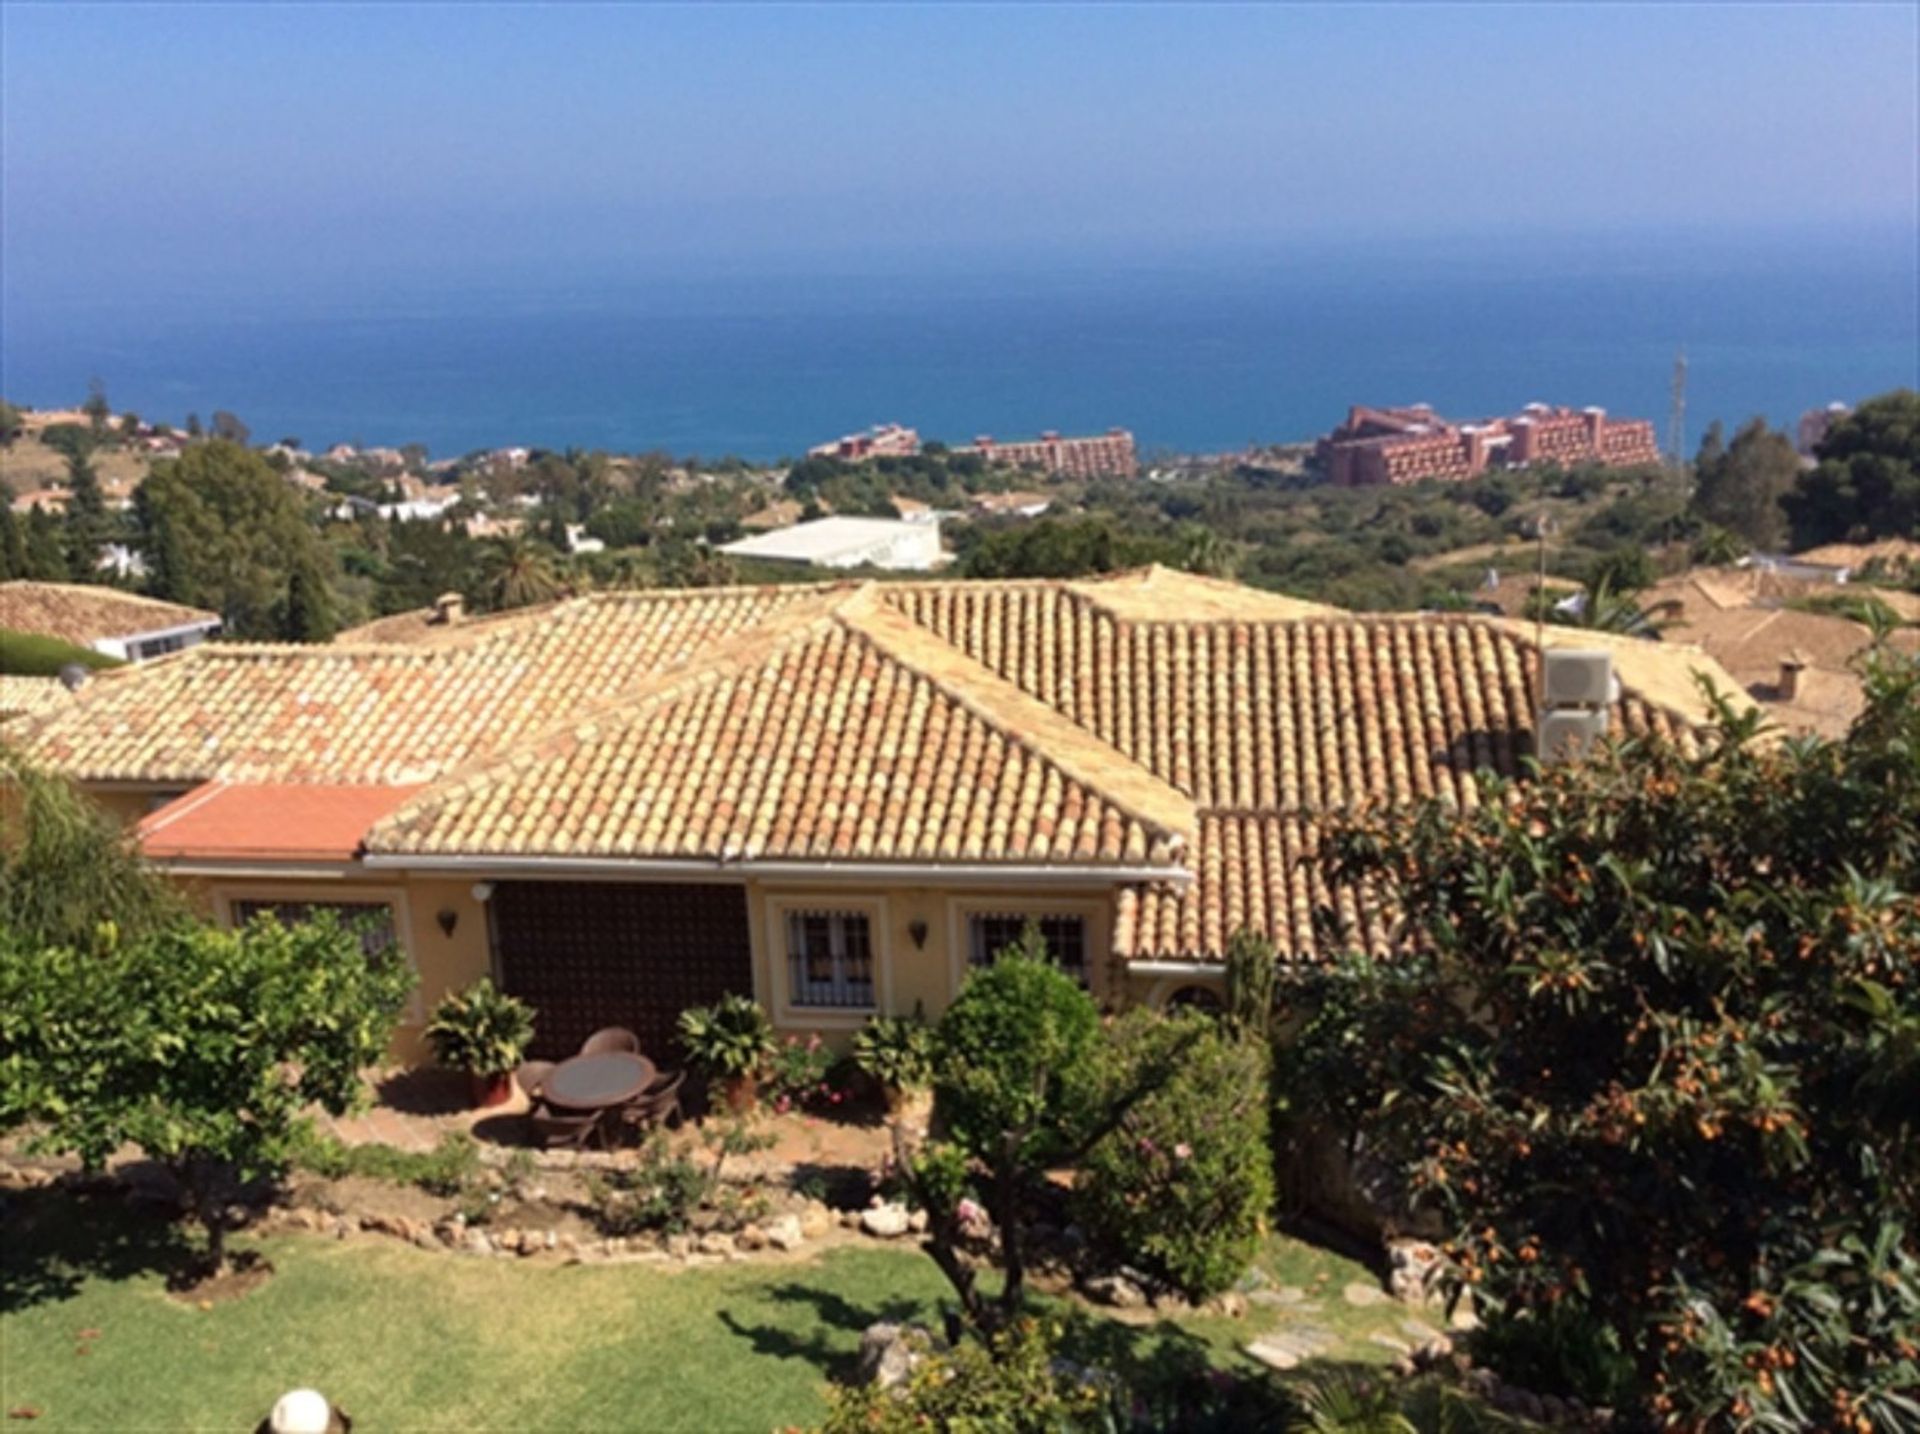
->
[331,600,559,648]
[139,782,424,861]
[15,585,838,785]
[0,581,219,647]
[0,675,70,721]
[368,589,1191,866]
[18,567,1736,964]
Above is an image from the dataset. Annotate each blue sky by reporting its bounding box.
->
[4,2,1917,303]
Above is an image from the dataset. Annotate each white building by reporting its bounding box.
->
[719,516,948,572]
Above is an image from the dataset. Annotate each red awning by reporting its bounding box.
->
[137,783,423,862]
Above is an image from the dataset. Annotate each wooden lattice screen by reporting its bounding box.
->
[490,881,754,1060]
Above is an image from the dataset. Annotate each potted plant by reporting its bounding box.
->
[851,1011,935,1123]
[425,978,536,1108]
[677,994,775,1113]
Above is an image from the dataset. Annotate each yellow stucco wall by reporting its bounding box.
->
[182,869,1161,1062]
[745,880,1118,1041]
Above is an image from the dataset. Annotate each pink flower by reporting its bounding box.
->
[1174,1142,1193,1161]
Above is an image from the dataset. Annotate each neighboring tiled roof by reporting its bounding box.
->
[0,580,219,646]
[0,675,70,721]
[1641,567,1920,738]
[17,566,1739,964]
[331,601,557,647]
[1793,538,1920,572]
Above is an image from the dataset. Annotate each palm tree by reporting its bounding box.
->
[1692,524,1750,567]
[1529,576,1683,639]
[1178,524,1236,579]
[480,536,563,611]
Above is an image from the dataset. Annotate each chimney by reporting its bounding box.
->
[1779,651,1809,701]
[431,592,465,627]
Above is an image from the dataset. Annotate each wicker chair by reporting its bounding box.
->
[515,1059,557,1102]
[578,1027,642,1056]
[528,1104,600,1151]
[618,1068,687,1136]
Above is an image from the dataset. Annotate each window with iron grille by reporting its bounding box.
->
[967,913,1087,983]
[230,900,398,960]
[786,910,874,1009]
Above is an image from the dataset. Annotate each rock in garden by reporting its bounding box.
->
[1387,1239,1443,1305]
[463,1230,494,1256]
[799,1201,833,1240]
[1082,1272,1146,1309]
[735,1224,767,1252]
[859,1203,912,1239]
[764,1214,805,1251]
[695,1232,735,1257]
[1343,1280,1392,1307]
[1207,1291,1248,1319]
[907,1208,929,1234]
[1247,1326,1337,1371]
[856,1322,944,1390]
[666,1233,693,1259]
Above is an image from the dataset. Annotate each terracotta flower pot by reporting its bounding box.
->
[469,1071,514,1109]
[723,1072,759,1115]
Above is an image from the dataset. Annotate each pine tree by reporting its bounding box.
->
[24,506,66,580]
[0,506,24,579]
[82,377,111,438]
[63,452,109,581]
[278,557,337,643]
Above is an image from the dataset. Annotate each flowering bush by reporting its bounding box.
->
[764,1032,845,1114]
[1075,1009,1272,1300]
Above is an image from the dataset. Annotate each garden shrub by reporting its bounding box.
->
[901,942,1201,1336]
[585,1136,710,1236]
[816,1318,1119,1434]
[290,1128,481,1198]
[932,934,1102,1164]
[1075,1010,1272,1300]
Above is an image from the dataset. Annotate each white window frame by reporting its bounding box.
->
[763,894,890,1028]
[214,884,421,1020]
[946,897,1106,998]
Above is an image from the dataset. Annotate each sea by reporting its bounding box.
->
[3,226,1914,462]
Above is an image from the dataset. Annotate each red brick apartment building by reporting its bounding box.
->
[969,428,1138,479]
[1317,403,1660,487]
[809,423,922,461]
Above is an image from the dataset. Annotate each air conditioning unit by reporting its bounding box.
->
[1542,649,1613,708]
[1538,708,1609,765]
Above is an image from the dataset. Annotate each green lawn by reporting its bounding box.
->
[2,1194,1415,1432]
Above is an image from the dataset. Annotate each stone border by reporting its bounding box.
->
[1,1159,939,1270]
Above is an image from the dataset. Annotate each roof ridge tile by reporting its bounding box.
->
[837,588,1196,856]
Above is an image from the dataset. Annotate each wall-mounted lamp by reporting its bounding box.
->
[471,881,495,903]
[908,918,929,950]
[436,908,459,938]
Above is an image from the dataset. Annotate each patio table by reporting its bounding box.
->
[541,1051,657,1112]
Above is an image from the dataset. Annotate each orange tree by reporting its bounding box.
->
[1285,650,1919,1428]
